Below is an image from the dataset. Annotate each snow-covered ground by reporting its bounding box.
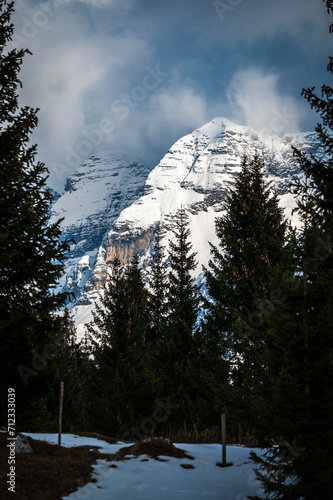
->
[24,433,265,499]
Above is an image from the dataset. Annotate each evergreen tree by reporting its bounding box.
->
[52,309,92,432]
[185,318,230,430]
[205,153,289,433]
[0,0,69,428]
[161,207,200,424]
[87,257,154,437]
[145,227,170,404]
[147,227,169,350]
[251,2,333,497]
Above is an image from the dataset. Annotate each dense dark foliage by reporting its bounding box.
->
[204,153,289,434]
[86,257,155,437]
[250,1,333,498]
[0,0,70,428]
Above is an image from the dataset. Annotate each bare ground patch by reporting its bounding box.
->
[106,437,195,462]
[0,432,99,500]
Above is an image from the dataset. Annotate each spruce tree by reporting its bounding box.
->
[205,153,289,434]
[0,0,69,428]
[52,309,92,432]
[87,257,154,437]
[147,227,169,350]
[185,318,230,430]
[145,227,170,405]
[250,2,333,497]
[161,207,200,425]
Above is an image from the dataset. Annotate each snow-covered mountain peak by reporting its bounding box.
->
[193,116,251,137]
[102,118,324,279]
[134,117,318,210]
[50,153,150,303]
[143,117,243,195]
[51,152,150,254]
[51,118,323,337]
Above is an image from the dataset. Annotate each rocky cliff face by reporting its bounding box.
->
[51,118,322,337]
[50,153,151,303]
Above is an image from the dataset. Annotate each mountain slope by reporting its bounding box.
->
[50,153,151,302]
[102,117,319,273]
[52,118,322,336]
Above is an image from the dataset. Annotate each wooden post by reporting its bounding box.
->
[221,413,226,466]
[58,381,64,446]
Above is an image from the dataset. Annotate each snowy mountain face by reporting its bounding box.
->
[50,153,151,305]
[51,118,322,337]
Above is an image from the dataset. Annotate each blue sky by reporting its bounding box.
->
[12,0,332,191]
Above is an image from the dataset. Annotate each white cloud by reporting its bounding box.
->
[84,85,209,170]
[12,0,155,189]
[226,68,306,136]
[147,86,208,142]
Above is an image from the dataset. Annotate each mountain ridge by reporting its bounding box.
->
[50,117,322,337]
